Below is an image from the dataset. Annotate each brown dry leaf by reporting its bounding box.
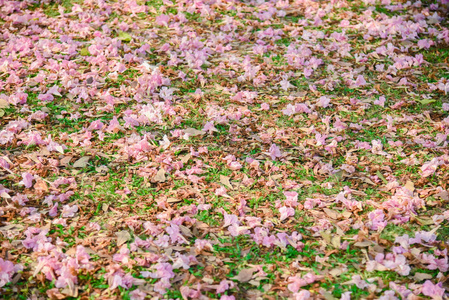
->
[95,163,109,172]
[167,197,182,203]
[116,231,131,246]
[220,175,233,189]
[320,289,337,300]
[354,241,372,247]
[181,154,191,164]
[184,128,205,137]
[320,231,331,243]
[329,268,344,277]
[360,177,376,185]
[153,168,166,182]
[414,272,433,281]
[73,156,90,168]
[231,268,256,283]
[414,216,434,226]
[404,180,415,192]
[60,156,73,166]
[331,236,341,248]
[34,179,48,193]
[1,191,11,199]
[341,211,352,219]
[0,98,9,108]
[61,286,78,298]
[323,208,340,220]
[46,288,67,300]
[179,225,193,237]
[436,189,449,201]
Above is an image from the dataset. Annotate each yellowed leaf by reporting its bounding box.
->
[220,175,233,189]
[116,231,131,246]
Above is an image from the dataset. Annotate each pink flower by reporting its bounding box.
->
[282,104,296,116]
[129,289,147,300]
[203,121,218,134]
[284,191,298,207]
[442,103,449,111]
[422,280,444,299]
[61,205,78,218]
[223,213,239,227]
[215,187,229,197]
[368,209,387,231]
[0,258,21,287]
[417,39,433,49]
[154,278,171,294]
[217,279,233,293]
[20,172,35,188]
[269,144,282,160]
[156,14,170,26]
[288,273,319,292]
[317,96,331,108]
[374,96,386,107]
[353,75,367,87]
[421,158,441,177]
[294,290,311,300]
[279,206,295,221]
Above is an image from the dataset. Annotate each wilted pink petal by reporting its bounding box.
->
[421,158,441,177]
[269,144,282,160]
[279,206,295,221]
[21,172,35,188]
[422,280,444,298]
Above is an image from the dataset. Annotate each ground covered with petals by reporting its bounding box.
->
[1,0,449,299]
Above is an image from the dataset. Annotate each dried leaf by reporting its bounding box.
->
[414,272,433,281]
[46,288,67,299]
[323,208,339,220]
[329,268,344,277]
[153,168,166,182]
[414,216,434,226]
[184,128,205,137]
[331,236,341,248]
[320,231,331,243]
[181,154,191,164]
[436,190,449,201]
[73,156,90,168]
[404,180,414,192]
[320,289,337,300]
[167,197,182,203]
[220,175,233,189]
[116,231,131,246]
[360,177,376,185]
[231,268,255,283]
[376,170,388,185]
[61,286,78,298]
[0,98,10,108]
[34,179,48,193]
[96,165,109,174]
[60,156,73,166]
[354,241,372,247]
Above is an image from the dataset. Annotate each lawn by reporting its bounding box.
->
[0,0,449,299]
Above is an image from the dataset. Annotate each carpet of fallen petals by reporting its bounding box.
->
[1,0,449,299]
